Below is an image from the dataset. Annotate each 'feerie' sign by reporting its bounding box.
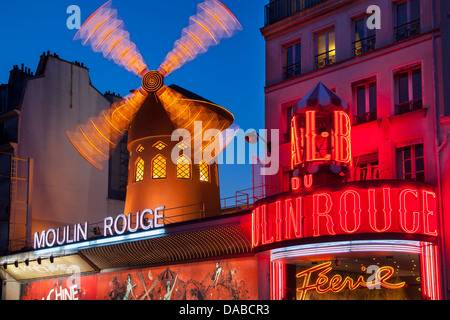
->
[252,181,438,248]
[34,206,165,250]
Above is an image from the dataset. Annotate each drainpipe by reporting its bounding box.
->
[436,132,448,300]
[432,0,448,300]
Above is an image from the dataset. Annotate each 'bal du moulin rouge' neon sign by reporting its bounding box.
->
[252,181,438,248]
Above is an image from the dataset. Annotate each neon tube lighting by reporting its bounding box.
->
[33,228,166,257]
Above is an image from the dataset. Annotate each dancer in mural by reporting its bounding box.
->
[210,262,222,288]
[164,268,180,300]
[123,274,137,300]
[106,276,125,300]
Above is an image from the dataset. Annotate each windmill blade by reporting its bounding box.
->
[157,85,232,136]
[158,0,242,77]
[67,88,148,170]
[157,85,233,161]
[74,1,149,77]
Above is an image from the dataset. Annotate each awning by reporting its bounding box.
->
[79,214,252,270]
[293,82,348,113]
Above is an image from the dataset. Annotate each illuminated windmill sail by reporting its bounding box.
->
[67,0,242,170]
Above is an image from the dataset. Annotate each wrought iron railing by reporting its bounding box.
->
[7,185,273,252]
[315,49,335,68]
[283,61,302,79]
[395,19,421,42]
[395,98,423,115]
[353,35,376,56]
[354,110,377,125]
[264,0,327,26]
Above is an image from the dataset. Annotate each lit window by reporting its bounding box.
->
[315,29,335,68]
[135,158,144,182]
[176,155,191,179]
[199,160,210,182]
[137,145,145,153]
[152,155,167,179]
[153,141,167,151]
[353,16,376,56]
[177,141,189,150]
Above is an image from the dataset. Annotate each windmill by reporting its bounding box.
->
[67,0,241,170]
[67,0,242,220]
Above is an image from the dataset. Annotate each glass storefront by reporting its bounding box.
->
[285,252,421,300]
[270,240,440,300]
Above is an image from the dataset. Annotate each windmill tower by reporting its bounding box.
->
[66,0,241,222]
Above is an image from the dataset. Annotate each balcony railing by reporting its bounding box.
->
[283,61,301,79]
[354,110,377,125]
[7,184,274,252]
[315,50,335,68]
[353,35,376,56]
[395,98,423,115]
[264,0,327,26]
[395,19,421,42]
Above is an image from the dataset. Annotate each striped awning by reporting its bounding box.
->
[293,82,348,113]
[79,220,252,270]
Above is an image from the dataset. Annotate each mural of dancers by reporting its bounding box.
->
[21,257,258,300]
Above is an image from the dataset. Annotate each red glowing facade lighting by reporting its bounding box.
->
[252,181,438,248]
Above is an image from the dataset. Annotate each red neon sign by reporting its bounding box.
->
[295,262,406,300]
[291,110,352,169]
[252,181,438,248]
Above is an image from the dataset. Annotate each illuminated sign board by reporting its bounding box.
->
[3,255,94,280]
[291,110,352,169]
[252,181,438,248]
[34,206,165,250]
[296,261,406,300]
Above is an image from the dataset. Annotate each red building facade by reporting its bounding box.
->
[259,0,450,300]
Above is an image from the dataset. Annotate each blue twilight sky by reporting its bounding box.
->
[0,0,267,198]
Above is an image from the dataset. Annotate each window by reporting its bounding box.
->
[199,160,210,182]
[353,80,377,124]
[353,16,376,55]
[356,161,379,180]
[315,29,335,68]
[282,99,301,143]
[284,42,301,79]
[397,143,424,181]
[395,0,421,41]
[395,67,422,114]
[285,106,294,142]
[177,141,189,150]
[135,158,145,182]
[281,251,422,300]
[137,145,145,153]
[153,141,167,151]
[353,153,379,181]
[152,154,167,179]
[176,155,191,179]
